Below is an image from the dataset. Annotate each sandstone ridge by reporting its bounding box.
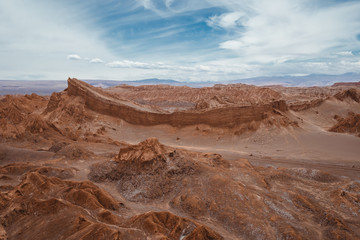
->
[67,78,288,128]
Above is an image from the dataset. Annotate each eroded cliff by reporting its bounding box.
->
[67,78,288,128]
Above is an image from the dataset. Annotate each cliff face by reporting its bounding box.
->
[289,99,325,111]
[67,78,288,128]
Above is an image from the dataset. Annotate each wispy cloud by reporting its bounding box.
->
[0,1,114,80]
[210,0,360,63]
[1,0,360,81]
[136,0,212,17]
[107,60,153,69]
[107,60,176,70]
[206,11,245,29]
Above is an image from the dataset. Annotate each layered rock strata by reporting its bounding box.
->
[67,78,288,128]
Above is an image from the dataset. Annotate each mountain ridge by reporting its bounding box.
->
[1,73,360,95]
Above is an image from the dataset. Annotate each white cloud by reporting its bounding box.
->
[67,54,82,60]
[211,0,360,64]
[135,0,360,78]
[219,40,244,51]
[89,58,104,64]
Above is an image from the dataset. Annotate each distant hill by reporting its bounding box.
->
[0,80,67,95]
[84,78,186,88]
[84,78,215,88]
[228,73,360,87]
[1,73,360,95]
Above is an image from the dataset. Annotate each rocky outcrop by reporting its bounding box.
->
[287,89,360,112]
[330,112,360,136]
[0,167,223,239]
[90,138,360,239]
[89,138,199,201]
[67,78,288,128]
[0,94,60,139]
[334,88,360,102]
[0,171,125,240]
[43,92,62,113]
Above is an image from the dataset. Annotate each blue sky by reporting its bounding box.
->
[1,0,360,82]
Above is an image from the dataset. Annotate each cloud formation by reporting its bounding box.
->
[107,60,159,69]
[89,58,104,64]
[206,12,245,29]
[129,0,360,77]
[1,0,360,81]
[67,54,82,60]
[0,1,114,80]
[210,0,360,63]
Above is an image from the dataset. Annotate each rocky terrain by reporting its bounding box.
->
[67,78,291,128]
[330,112,360,137]
[0,78,360,239]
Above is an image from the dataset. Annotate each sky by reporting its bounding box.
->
[1,0,360,82]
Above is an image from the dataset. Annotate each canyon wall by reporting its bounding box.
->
[67,78,288,128]
[289,99,325,111]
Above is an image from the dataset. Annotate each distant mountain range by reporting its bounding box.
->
[85,78,187,88]
[229,72,360,87]
[1,73,360,95]
[0,80,67,96]
[86,73,360,88]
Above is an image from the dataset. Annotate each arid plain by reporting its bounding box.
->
[0,78,360,239]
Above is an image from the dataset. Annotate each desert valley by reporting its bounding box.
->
[0,78,359,239]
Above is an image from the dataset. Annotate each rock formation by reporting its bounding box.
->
[330,112,360,136]
[89,138,199,201]
[88,138,360,239]
[67,78,289,128]
[0,169,223,239]
[334,89,360,102]
[289,98,325,111]
[0,94,49,139]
